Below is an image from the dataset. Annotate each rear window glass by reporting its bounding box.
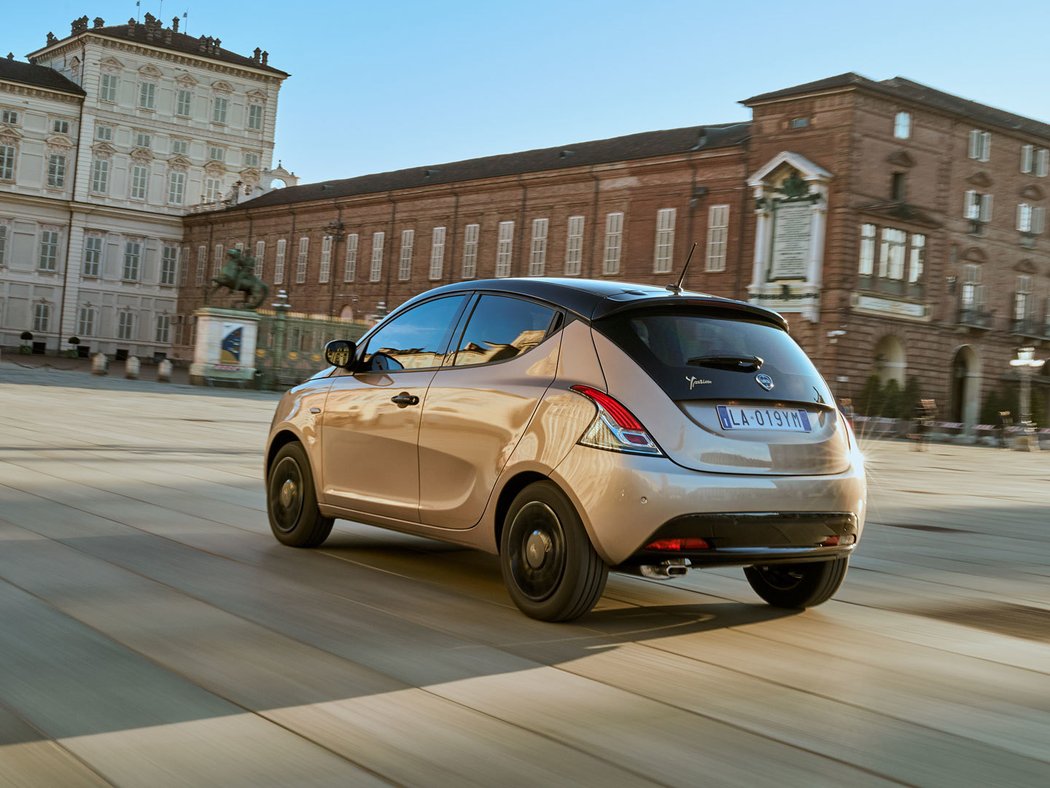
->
[594,308,834,405]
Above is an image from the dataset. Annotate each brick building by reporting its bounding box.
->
[177,73,1050,430]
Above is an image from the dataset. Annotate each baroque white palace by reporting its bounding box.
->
[0,13,292,358]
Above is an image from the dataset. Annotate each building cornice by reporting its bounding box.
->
[0,79,83,104]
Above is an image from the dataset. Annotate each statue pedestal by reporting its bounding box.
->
[190,308,261,386]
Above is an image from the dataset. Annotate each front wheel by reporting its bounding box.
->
[500,481,607,622]
[267,441,334,547]
[743,557,849,608]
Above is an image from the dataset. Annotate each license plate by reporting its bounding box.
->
[716,405,812,432]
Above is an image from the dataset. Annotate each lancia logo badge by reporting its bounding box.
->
[756,373,774,391]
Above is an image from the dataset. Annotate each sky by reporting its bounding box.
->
[5,1,1050,186]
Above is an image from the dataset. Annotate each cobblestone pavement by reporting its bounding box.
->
[0,360,1047,786]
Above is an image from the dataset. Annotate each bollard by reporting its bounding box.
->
[91,352,108,376]
[157,358,173,383]
[125,356,140,380]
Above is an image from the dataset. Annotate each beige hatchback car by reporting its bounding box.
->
[266,278,866,621]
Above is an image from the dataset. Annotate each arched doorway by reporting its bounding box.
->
[874,335,906,386]
[949,345,981,430]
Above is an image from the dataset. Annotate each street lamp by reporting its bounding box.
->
[269,289,292,389]
[1009,346,1045,451]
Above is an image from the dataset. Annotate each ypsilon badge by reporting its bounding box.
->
[756,373,774,391]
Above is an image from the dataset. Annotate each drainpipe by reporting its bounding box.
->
[516,175,527,276]
[446,190,459,284]
[733,136,751,301]
[383,193,396,314]
[586,167,600,278]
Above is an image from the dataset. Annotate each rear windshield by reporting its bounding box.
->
[594,308,834,405]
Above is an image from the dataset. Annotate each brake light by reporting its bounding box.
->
[645,538,710,551]
[570,385,663,456]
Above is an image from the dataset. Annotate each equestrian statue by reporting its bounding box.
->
[210,248,268,310]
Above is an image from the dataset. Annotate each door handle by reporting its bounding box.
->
[391,392,420,407]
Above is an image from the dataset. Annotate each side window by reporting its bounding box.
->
[361,295,466,371]
[453,294,557,367]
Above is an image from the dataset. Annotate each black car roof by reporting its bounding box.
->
[397,278,788,329]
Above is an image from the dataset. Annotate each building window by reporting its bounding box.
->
[52,119,70,135]
[139,82,156,109]
[319,235,332,283]
[208,145,225,162]
[161,244,178,285]
[117,311,136,340]
[181,246,190,285]
[196,245,207,285]
[155,314,171,344]
[204,178,222,203]
[90,159,109,193]
[344,233,358,281]
[528,218,548,276]
[398,229,415,281]
[1038,149,1050,177]
[168,171,185,205]
[705,205,729,272]
[83,235,103,277]
[135,132,151,149]
[130,164,148,200]
[95,125,112,142]
[964,190,992,223]
[243,151,260,168]
[1,109,18,124]
[38,230,59,272]
[212,96,228,124]
[789,117,810,129]
[495,221,514,277]
[33,303,50,333]
[248,103,264,130]
[294,237,308,283]
[1014,275,1032,322]
[462,223,479,278]
[1017,203,1046,234]
[968,129,991,161]
[0,224,6,267]
[123,240,142,281]
[603,212,623,275]
[564,215,584,275]
[369,231,385,282]
[858,222,925,292]
[171,139,189,156]
[212,243,224,278]
[961,263,982,310]
[274,239,286,284]
[893,111,911,139]
[100,73,118,102]
[429,226,446,281]
[176,89,192,117]
[890,172,906,201]
[653,208,676,273]
[254,240,266,281]
[47,154,66,188]
[78,305,96,336]
[0,144,15,180]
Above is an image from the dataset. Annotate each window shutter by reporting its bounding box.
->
[969,130,979,159]
[964,190,977,219]
[1021,144,1033,173]
[1038,149,1049,177]
[980,194,993,223]
[1035,206,1046,234]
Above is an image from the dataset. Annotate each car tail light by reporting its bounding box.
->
[570,385,662,456]
[645,538,710,551]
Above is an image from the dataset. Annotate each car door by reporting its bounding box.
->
[417,293,561,529]
[321,295,468,522]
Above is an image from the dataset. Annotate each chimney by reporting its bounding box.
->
[261,51,269,66]
[172,17,180,33]
[93,18,105,29]
[253,47,261,62]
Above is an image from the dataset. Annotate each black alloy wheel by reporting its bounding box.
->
[266,441,334,547]
[500,481,607,622]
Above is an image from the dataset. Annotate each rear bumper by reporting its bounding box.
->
[550,445,867,566]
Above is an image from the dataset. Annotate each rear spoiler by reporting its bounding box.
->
[591,295,788,331]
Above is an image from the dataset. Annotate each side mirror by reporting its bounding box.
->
[324,339,356,370]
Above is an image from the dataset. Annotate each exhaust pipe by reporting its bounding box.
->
[639,559,690,579]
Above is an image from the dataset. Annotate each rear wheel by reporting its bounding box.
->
[500,481,607,622]
[267,441,334,547]
[744,557,849,608]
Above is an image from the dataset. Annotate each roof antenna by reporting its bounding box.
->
[666,242,697,295]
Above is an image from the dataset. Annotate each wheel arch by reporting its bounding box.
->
[266,428,303,477]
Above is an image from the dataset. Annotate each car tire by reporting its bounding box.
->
[743,557,849,608]
[500,481,608,622]
[267,441,334,547]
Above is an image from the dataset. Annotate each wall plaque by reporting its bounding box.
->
[770,201,811,279]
